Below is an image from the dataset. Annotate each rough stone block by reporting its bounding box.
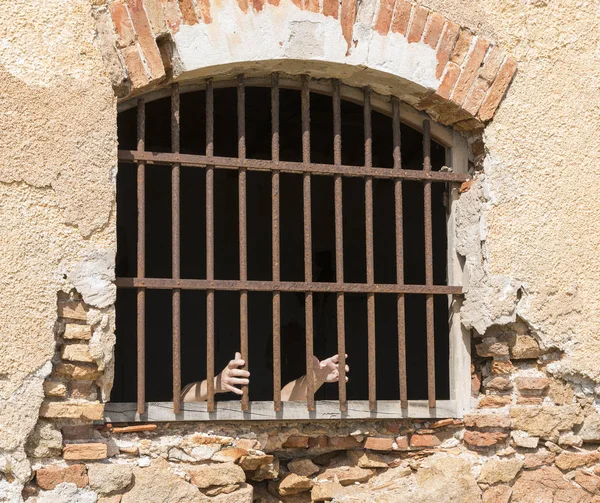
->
[511,430,539,449]
[53,362,101,381]
[212,447,248,463]
[70,380,98,400]
[476,339,509,358]
[577,410,600,442]
[319,466,375,486]
[485,376,512,391]
[288,459,319,477]
[44,380,67,397]
[478,458,523,484]
[64,324,92,340]
[464,412,510,428]
[187,462,245,489]
[39,401,104,420]
[58,300,89,321]
[347,450,389,468]
[63,443,108,460]
[510,405,583,438]
[574,470,600,494]
[478,395,511,408]
[36,464,88,490]
[555,451,600,471]
[26,420,63,458]
[523,452,555,469]
[247,457,279,482]
[87,463,133,494]
[311,481,344,502]
[278,473,313,496]
[62,343,94,363]
[515,377,550,393]
[238,452,274,471]
[511,466,589,502]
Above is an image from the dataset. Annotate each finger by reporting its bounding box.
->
[330,354,339,363]
[228,377,250,385]
[235,352,242,360]
[345,376,349,382]
[230,369,250,378]
[345,365,350,372]
[225,384,243,395]
[229,358,245,368]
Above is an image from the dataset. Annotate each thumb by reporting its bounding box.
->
[312,355,320,368]
[235,352,242,360]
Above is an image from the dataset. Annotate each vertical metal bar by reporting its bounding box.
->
[206,79,215,412]
[171,84,182,414]
[364,87,376,411]
[271,73,282,411]
[136,98,146,416]
[333,79,347,412]
[423,119,436,408]
[392,98,408,409]
[301,74,315,411]
[238,75,249,411]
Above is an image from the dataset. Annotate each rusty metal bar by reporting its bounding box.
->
[136,97,146,415]
[301,74,315,411]
[392,97,408,409]
[333,79,347,412]
[364,87,376,411]
[271,73,282,411]
[423,119,436,408]
[118,150,469,183]
[116,277,462,295]
[238,75,249,411]
[171,84,182,414]
[206,79,215,412]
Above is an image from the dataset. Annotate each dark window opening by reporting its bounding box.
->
[114,80,454,407]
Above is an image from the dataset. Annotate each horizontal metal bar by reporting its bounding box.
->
[118,150,469,183]
[104,399,459,422]
[115,277,462,295]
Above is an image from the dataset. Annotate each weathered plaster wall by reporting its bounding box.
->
[421,0,600,384]
[0,0,117,498]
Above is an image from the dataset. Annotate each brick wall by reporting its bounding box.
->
[21,293,600,502]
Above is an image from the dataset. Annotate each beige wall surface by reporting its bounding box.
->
[0,0,117,493]
[1,0,600,498]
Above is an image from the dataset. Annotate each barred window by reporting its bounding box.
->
[107,74,471,421]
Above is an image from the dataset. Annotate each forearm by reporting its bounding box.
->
[281,374,326,401]
[181,375,221,402]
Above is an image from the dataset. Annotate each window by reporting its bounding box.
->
[107,74,471,421]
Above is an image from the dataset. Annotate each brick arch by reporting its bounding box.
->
[93,0,516,130]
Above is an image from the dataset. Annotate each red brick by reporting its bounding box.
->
[407,5,428,43]
[463,77,490,116]
[364,437,394,451]
[110,1,136,48]
[410,434,441,448]
[472,372,482,395]
[374,0,396,35]
[160,0,183,33]
[322,0,338,18]
[390,0,411,35]
[251,0,265,12]
[304,0,319,13]
[196,0,212,22]
[478,57,517,121]
[491,360,516,375]
[480,46,505,82]
[328,436,362,449]
[422,12,445,48]
[236,0,250,12]
[340,0,357,51]
[36,465,88,491]
[127,0,165,81]
[122,45,149,88]
[463,430,507,448]
[308,435,329,448]
[450,30,473,65]
[142,0,168,36]
[178,0,198,25]
[394,435,409,450]
[436,61,461,100]
[478,395,511,408]
[451,37,490,105]
[283,436,309,448]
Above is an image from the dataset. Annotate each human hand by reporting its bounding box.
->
[216,352,250,395]
[312,354,349,385]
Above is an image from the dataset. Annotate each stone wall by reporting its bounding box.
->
[18,294,600,502]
